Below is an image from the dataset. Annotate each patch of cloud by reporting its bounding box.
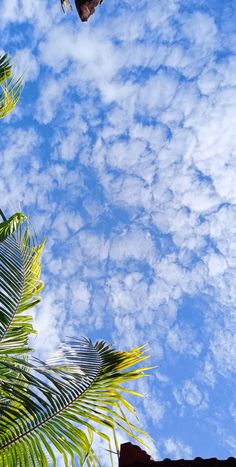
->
[173,380,208,411]
[162,437,193,459]
[13,47,40,82]
[210,330,236,376]
[167,323,202,357]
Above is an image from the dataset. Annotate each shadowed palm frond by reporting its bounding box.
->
[0,53,23,119]
[0,338,152,466]
[0,212,45,353]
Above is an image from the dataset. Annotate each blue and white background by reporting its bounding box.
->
[1,0,236,462]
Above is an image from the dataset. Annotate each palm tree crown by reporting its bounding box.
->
[0,212,153,466]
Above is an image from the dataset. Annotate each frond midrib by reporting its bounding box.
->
[0,358,102,451]
[0,229,42,346]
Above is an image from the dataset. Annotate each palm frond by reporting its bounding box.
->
[0,212,27,242]
[0,53,24,119]
[0,212,45,351]
[0,338,152,466]
[0,55,12,85]
[0,212,153,466]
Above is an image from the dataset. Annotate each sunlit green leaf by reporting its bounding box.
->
[0,53,24,119]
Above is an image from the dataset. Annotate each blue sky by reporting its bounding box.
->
[1,0,236,463]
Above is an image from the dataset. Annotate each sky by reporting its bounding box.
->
[0,0,236,463]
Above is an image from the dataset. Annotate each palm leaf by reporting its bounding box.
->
[0,338,152,466]
[0,53,23,119]
[0,212,153,465]
[0,211,27,242]
[0,55,12,85]
[0,212,45,351]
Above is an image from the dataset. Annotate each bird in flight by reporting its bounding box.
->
[61,0,103,22]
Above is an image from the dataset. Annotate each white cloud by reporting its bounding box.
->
[180,12,218,49]
[13,47,39,82]
[162,437,193,459]
[210,330,236,376]
[167,324,202,357]
[173,380,208,411]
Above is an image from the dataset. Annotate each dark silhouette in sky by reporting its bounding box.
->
[119,443,236,467]
[61,0,103,22]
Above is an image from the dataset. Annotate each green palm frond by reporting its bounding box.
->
[0,211,154,465]
[0,212,45,352]
[0,53,23,119]
[0,211,27,242]
[0,338,152,466]
[0,55,12,85]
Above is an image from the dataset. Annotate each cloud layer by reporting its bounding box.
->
[1,0,236,461]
